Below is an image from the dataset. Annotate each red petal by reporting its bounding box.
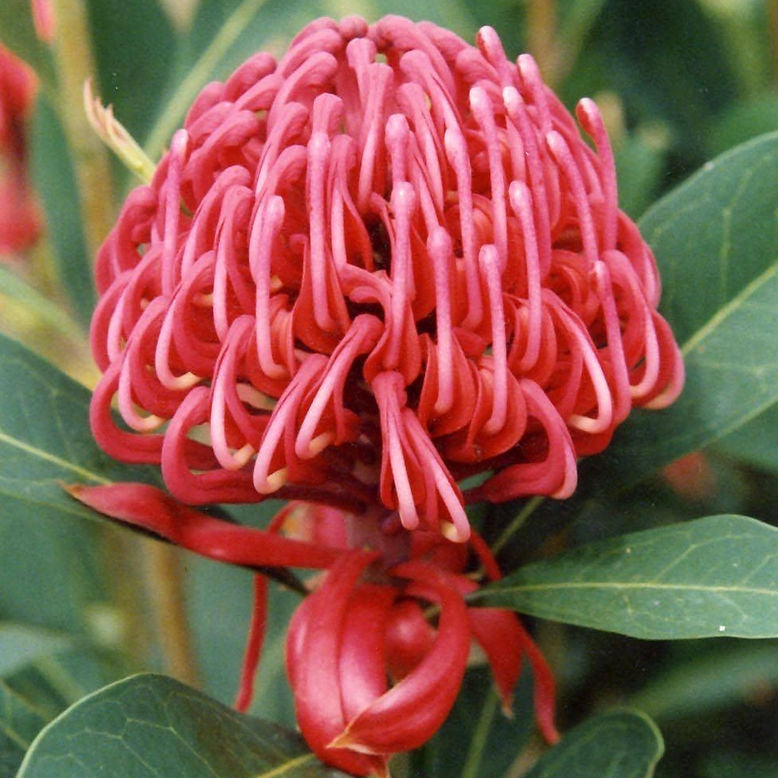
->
[234,574,266,712]
[384,598,436,680]
[339,583,396,721]
[332,560,470,754]
[286,551,385,776]
[65,482,343,569]
[467,605,523,715]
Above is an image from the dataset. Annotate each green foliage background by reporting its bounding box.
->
[2,1,778,776]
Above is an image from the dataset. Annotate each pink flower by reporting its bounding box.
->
[0,45,41,255]
[90,15,683,545]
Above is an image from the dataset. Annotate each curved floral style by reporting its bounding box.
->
[90,15,684,545]
[0,45,41,255]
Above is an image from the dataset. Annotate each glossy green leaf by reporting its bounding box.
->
[0,680,50,778]
[585,131,778,490]
[524,710,663,778]
[0,334,157,632]
[477,515,778,639]
[17,674,347,777]
[85,0,176,144]
[29,95,94,327]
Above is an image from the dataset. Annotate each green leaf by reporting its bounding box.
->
[0,625,73,678]
[17,674,347,777]
[524,710,663,778]
[0,680,50,778]
[85,0,177,144]
[629,641,778,721]
[29,95,94,327]
[477,515,778,640]
[584,131,778,490]
[0,334,157,633]
[0,332,157,524]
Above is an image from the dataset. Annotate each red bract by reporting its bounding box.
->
[273,502,557,773]
[285,548,546,776]
[90,16,684,544]
[0,45,40,255]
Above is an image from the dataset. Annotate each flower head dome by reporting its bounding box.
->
[91,15,683,543]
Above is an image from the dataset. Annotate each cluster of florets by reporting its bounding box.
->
[90,15,683,545]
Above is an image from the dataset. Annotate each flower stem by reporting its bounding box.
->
[526,0,559,87]
[49,0,115,259]
[769,0,778,85]
[491,495,545,556]
[142,538,200,686]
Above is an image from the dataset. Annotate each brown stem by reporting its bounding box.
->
[49,0,115,259]
[526,0,559,88]
[769,0,778,85]
[142,538,200,686]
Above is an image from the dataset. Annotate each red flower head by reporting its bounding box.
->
[91,16,683,543]
[0,45,41,255]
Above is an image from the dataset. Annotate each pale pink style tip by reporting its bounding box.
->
[31,0,56,43]
[90,15,684,540]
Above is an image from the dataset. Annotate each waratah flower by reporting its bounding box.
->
[0,45,41,255]
[90,15,684,545]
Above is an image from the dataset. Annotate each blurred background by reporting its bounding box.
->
[2,1,778,776]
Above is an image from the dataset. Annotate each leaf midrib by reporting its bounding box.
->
[0,429,111,485]
[680,260,778,356]
[489,580,778,596]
